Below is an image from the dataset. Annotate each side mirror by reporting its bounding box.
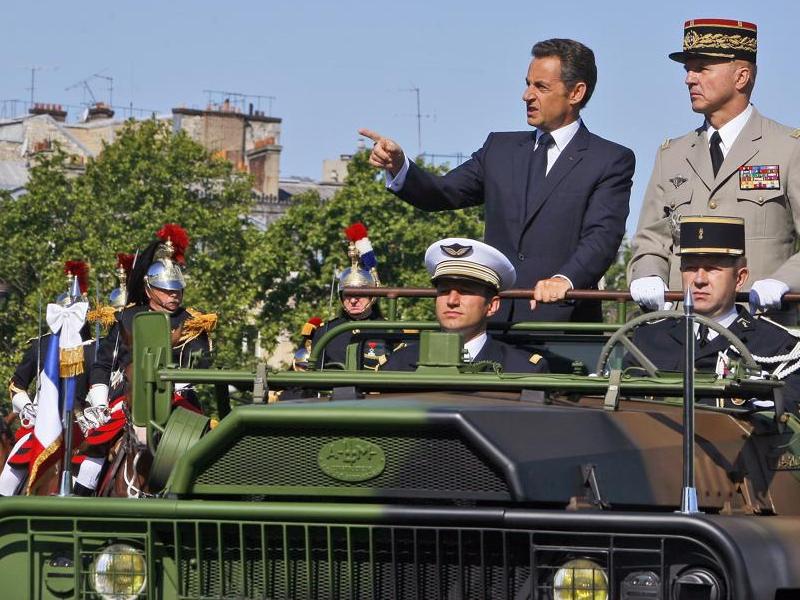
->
[131,311,173,429]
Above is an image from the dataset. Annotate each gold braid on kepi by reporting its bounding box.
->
[669,18,757,63]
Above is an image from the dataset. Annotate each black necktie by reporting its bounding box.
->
[697,323,710,347]
[526,132,554,219]
[709,131,724,177]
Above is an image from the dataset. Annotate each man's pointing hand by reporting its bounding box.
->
[359,128,406,176]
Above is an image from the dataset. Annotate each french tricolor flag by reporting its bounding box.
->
[24,301,87,494]
[24,333,62,493]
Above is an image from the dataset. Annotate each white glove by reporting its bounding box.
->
[749,279,789,312]
[630,276,671,311]
[76,405,110,434]
[19,402,37,429]
[86,384,109,408]
[11,391,31,414]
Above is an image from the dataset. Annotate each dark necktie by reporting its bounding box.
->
[709,131,724,177]
[526,132,554,218]
[697,323,710,347]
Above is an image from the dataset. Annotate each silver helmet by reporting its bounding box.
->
[57,261,88,307]
[144,237,185,291]
[337,241,379,295]
[109,253,133,309]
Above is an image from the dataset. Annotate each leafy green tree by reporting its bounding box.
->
[253,151,484,352]
[601,237,637,323]
[0,120,260,391]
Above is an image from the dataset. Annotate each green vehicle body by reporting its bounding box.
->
[3,310,800,599]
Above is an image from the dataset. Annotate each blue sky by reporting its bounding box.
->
[2,0,799,234]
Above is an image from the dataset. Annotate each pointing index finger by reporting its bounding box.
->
[358,128,383,143]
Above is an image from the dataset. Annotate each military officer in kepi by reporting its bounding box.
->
[73,224,217,496]
[629,19,800,324]
[311,222,389,370]
[625,216,800,414]
[0,261,96,496]
[384,238,548,373]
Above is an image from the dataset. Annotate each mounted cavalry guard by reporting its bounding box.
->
[311,222,390,370]
[626,216,800,414]
[0,261,95,496]
[87,252,135,330]
[74,224,217,496]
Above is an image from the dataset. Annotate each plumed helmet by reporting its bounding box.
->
[109,252,134,309]
[57,260,89,307]
[144,224,188,291]
[337,222,380,294]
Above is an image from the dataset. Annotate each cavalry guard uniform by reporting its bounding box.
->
[383,238,548,373]
[627,217,800,414]
[74,224,216,496]
[311,222,390,370]
[0,261,95,496]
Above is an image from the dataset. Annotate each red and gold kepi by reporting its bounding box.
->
[669,18,757,64]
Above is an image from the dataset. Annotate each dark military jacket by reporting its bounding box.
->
[90,304,213,388]
[9,323,95,408]
[625,307,800,413]
[310,313,388,369]
[382,335,549,373]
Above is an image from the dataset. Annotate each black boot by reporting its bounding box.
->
[72,482,94,497]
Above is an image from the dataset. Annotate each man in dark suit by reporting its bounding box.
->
[383,238,547,372]
[360,38,635,322]
[625,216,800,415]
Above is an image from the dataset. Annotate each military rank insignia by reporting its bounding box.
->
[739,164,780,190]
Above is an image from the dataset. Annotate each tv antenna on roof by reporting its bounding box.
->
[401,85,434,156]
[22,65,58,106]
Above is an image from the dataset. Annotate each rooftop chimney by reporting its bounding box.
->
[28,103,67,122]
[84,102,115,122]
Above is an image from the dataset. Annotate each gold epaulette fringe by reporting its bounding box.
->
[59,346,85,378]
[87,305,118,328]
[184,308,218,336]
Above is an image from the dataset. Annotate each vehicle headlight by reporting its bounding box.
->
[553,558,609,600]
[90,543,146,600]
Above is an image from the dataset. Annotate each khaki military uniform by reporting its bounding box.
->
[629,108,800,293]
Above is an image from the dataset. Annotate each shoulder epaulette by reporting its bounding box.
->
[529,353,543,365]
[183,307,218,335]
[87,305,118,328]
[660,138,671,150]
[755,315,800,338]
[790,129,800,139]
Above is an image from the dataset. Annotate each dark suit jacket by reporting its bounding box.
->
[395,124,635,321]
[383,335,549,373]
[625,308,800,414]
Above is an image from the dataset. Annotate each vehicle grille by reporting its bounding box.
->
[193,429,510,499]
[18,515,730,599]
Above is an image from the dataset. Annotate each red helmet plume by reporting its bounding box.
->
[156,223,189,265]
[344,222,368,242]
[64,260,89,295]
[116,252,135,275]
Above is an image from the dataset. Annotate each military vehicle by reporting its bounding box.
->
[1,289,800,599]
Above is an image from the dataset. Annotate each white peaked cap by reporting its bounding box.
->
[424,238,516,291]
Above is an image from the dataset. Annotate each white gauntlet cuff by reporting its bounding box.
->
[87,384,109,408]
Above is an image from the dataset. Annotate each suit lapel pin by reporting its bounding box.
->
[669,175,688,189]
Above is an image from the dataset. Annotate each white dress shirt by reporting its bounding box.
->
[463,332,488,362]
[706,104,753,158]
[695,306,739,343]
